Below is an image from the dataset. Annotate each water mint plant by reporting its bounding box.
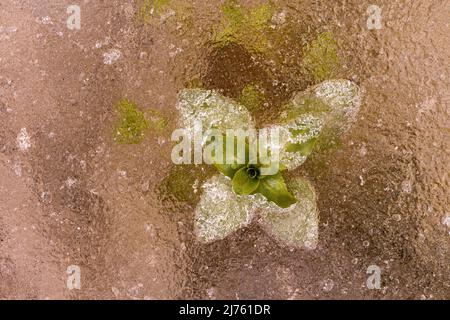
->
[175,79,363,248]
[208,134,297,208]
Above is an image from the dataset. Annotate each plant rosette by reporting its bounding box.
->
[175,79,363,248]
[205,133,296,209]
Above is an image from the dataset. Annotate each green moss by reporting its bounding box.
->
[249,2,275,32]
[160,165,214,206]
[302,32,340,82]
[163,165,194,204]
[184,78,205,89]
[214,0,276,53]
[138,0,171,22]
[222,0,246,25]
[215,1,245,45]
[239,84,265,112]
[114,98,149,144]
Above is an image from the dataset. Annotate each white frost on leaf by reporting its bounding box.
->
[271,114,326,170]
[194,175,256,243]
[258,177,319,249]
[176,89,255,136]
[300,79,364,134]
[273,79,363,170]
[194,175,319,249]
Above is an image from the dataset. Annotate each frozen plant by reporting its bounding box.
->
[175,80,363,248]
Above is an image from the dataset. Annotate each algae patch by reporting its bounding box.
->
[159,165,214,206]
[302,32,340,82]
[214,0,276,53]
[114,98,168,144]
[114,98,149,144]
[138,0,171,22]
[239,84,265,112]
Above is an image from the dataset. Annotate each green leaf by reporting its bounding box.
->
[259,161,285,178]
[259,177,318,249]
[232,167,260,195]
[209,133,249,178]
[258,173,297,208]
[213,163,244,178]
[285,138,317,156]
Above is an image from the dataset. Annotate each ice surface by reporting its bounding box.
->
[103,49,122,65]
[16,128,31,152]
